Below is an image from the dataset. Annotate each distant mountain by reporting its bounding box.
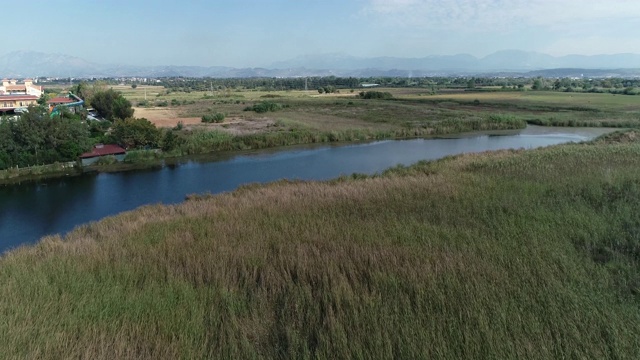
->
[270,50,640,72]
[1,50,640,78]
[0,51,101,77]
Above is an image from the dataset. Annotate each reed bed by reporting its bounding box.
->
[1,132,639,358]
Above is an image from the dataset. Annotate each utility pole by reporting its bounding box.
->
[305,77,308,91]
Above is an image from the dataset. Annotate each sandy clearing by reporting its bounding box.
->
[134,107,277,134]
[133,107,201,128]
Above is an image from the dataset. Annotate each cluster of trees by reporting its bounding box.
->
[72,82,134,120]
[67,76,640,97]
[0,85,174,170]
[111,118,161,149]
[0,107,92,169]
[157,77,361,92]
[91,89,134,120]
[522,77,639,94]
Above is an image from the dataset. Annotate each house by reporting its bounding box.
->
[0,79,43,113]
[79,144,127,166]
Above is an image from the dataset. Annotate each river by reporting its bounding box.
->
[0,126,615,253]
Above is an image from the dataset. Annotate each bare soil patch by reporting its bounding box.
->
[133,107,201,128]
[198,116,277,135]
[135,106,278,134]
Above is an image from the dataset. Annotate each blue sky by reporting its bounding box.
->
[2,0,639,67]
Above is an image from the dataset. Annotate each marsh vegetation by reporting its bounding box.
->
[1,131,639,358]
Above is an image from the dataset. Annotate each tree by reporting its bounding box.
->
[37,93,48,106]
[71,81,106,106]
[91,89,134,121]
[131,84,137,89]
[0,106,90,169]
[161,130,182,151]
[467,78,476,89]
[532,78,544,90]
[111,117,160,149]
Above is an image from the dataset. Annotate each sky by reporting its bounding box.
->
[2,0,639,67]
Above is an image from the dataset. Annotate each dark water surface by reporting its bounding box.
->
[0,126,614,253]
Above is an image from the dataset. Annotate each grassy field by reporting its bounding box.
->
[115,86,640,133]
[1,130,639,358]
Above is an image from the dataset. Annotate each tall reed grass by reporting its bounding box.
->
[1,131,639,358]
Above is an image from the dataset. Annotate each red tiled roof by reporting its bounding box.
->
[5,85,26,91]
[48,97,74,104]
[0,95,38,101]
[80,144,126,158]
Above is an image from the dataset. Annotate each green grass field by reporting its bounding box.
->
[120,86,640,132]
[2,130,639,358]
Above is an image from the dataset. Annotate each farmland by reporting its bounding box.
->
[114,85,640,133]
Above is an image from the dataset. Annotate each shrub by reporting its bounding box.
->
[244,101,286,113]
[201,113,226,123]
[94,155,118,165]
[358,91,393,99]
[123,149,159,163]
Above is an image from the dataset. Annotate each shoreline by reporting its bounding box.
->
[0,124,618,186]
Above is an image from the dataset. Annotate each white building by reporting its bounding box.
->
[0,78,43,97]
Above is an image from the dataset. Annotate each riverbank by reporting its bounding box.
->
[2,130,639,358]
[3,126,603,251]
[1,116,527,185]
[0,161,80,184]
[5,88,640,186]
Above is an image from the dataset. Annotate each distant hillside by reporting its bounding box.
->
[0,51,101,78]
[1,50,640,78]
[270,50,640,72]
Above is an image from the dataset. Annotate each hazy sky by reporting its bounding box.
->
[2,0,639,67]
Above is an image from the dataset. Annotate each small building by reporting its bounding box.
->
[79,144,126,166]
[48,93,84,115]
[47,96,74,106]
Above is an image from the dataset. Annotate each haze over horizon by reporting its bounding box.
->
[2,0,639,68]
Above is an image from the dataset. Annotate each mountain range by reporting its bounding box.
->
[1,50,640,78]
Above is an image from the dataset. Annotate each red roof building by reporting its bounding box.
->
[47,97,75,105]
[80,144,127,159]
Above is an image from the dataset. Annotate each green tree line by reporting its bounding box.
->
[0,107,92,170]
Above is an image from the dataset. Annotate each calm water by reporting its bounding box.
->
[0,126,614,253]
